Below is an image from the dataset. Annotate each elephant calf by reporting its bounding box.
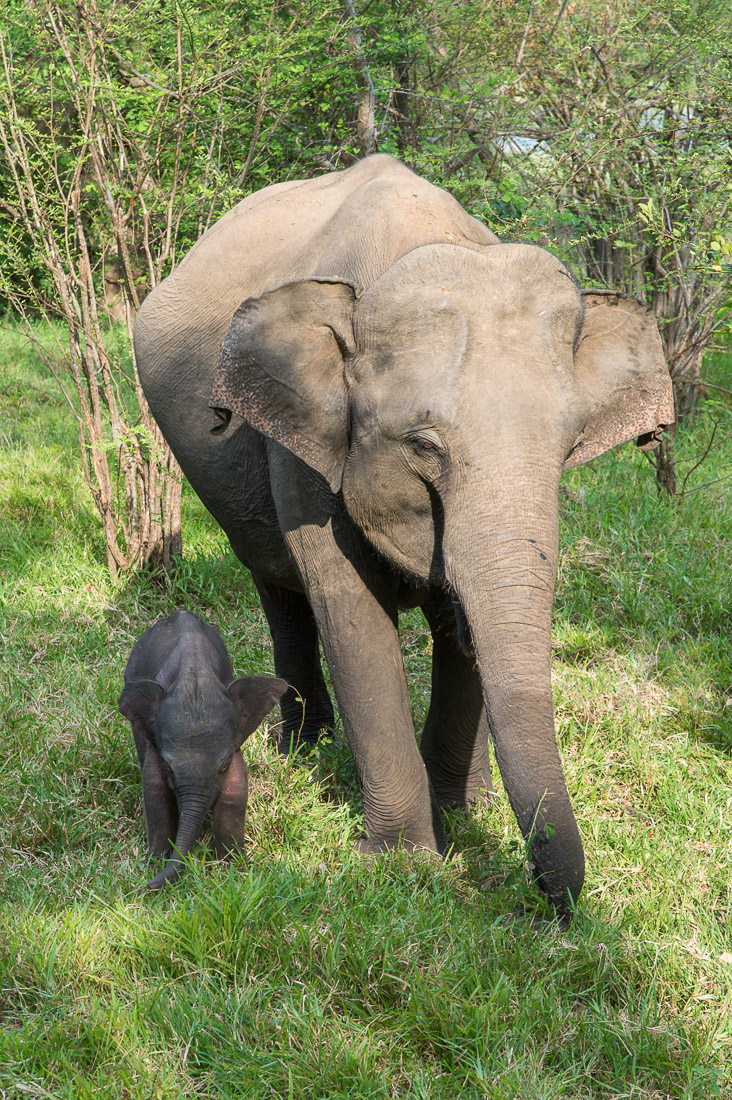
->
[119,610,287,889]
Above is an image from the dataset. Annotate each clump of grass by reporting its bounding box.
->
[1,326,731,1097]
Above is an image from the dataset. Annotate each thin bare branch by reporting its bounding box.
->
[340,0,377,156]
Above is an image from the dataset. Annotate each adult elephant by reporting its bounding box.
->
[135,154,673,915]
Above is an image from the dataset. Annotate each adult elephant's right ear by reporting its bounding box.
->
[210,277,361,493]
[565,291,674,469]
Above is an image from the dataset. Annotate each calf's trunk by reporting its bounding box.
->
[147,792,211,890]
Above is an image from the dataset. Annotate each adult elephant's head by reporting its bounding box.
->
[210,242,673,912]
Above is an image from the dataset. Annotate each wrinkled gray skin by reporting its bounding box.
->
[119,610,287,889]
[134,155,673,915]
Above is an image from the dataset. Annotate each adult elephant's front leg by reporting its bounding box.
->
[253,576,335,753]
[420,592,494,811]
[269,449,444,855]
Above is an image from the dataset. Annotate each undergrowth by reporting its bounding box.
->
[1,324,731,1098]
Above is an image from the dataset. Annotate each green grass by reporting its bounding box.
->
[1,323,731,1098]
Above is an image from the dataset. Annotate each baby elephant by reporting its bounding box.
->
[119,610,287,890]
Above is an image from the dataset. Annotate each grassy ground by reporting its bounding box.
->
[1,324,731,1099]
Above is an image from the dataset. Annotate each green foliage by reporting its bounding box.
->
[2,0,730,338]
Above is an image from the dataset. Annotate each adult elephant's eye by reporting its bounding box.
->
[410,433,442,455]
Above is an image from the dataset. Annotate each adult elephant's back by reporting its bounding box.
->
[134,155,498,572]
[135,157,497,472]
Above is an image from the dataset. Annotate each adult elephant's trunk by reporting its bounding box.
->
[444,463,584,914]
[147,791,211,891]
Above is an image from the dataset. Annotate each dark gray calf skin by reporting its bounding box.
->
[119,610,287,889]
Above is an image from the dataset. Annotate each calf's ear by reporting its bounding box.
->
[118,680,167,737]
[564,291,675,469]
[228,676,289,745]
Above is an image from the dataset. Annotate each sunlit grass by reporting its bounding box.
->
[1,325,731,1097]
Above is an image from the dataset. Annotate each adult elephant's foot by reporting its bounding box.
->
[422,754,495,812]
[354,799,447,857]
[354,834,445,858]
[527,823,585,921]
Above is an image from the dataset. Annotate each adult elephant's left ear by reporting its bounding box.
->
[210,277,361,492]
[564,291,675,469]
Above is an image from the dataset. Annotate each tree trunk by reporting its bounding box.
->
[649,422,677,497]
[340,0,377,157]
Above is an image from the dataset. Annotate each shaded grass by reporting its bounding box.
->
[1,324,731,1097]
